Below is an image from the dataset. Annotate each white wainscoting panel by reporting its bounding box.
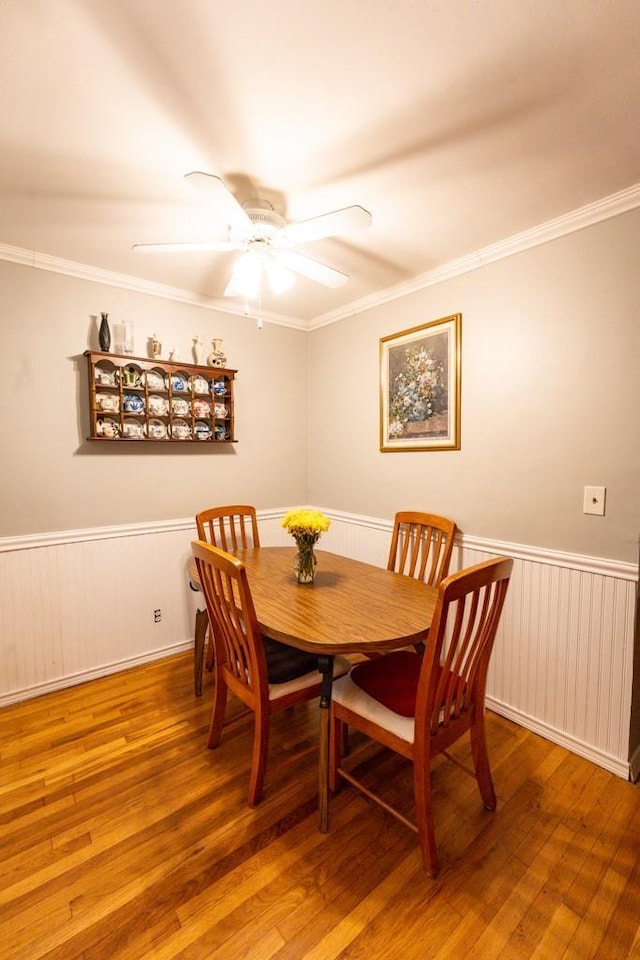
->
[0,525,198,705]
[1,508,637,780]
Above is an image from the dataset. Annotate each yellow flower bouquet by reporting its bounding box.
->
[281,508,330,583]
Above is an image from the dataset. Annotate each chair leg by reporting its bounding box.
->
[414,752,439,877]
[248,707,269,807]
[329,714,345,792]
[194,607,209,697]
[470,715,497,810]
[206,670,228,749]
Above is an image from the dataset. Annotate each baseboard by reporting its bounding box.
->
[487,696,630,780]
[0,640,193,709]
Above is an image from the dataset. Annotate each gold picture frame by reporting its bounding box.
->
[380,313,461,452]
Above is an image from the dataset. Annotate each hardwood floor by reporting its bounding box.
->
[1,652,639,960]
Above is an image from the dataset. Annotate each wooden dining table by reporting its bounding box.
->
[191,544,438,831]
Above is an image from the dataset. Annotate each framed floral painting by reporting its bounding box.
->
[380,313,461,452]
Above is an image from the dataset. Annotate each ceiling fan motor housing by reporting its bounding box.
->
[238,201,286,246]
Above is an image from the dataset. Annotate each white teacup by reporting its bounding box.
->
[171,422,191,439]
[96,393,119,412]
[148,396,169,415]
[95,369,116,386]
[171,398,190,416]
[146,371,165,391]
[123,421,143,439]
[99,419,119,438]
[192,376,210,394]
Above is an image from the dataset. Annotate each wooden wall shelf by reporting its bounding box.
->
[84,350,237,443]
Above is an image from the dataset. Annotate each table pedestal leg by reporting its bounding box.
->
[317,654,334,833]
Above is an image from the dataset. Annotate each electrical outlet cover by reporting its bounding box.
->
[583,485,606,516]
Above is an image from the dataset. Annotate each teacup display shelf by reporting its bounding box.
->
[84,350,236,444]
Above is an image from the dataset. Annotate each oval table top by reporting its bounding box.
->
[190,544,437,655]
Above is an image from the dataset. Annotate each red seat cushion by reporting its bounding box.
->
[350,650,422,717]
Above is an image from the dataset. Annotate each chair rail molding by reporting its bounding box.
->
[0,508,636,781]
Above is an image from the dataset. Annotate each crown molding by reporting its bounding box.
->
[309,182,640,330]
[0,243,307,331]
[2,182,639,333]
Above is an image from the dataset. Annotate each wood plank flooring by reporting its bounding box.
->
[1,652,639,959]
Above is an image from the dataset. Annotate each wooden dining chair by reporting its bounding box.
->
[329,556,513,876]
[192,505,261,696]
[365,510,457,658]
[192,539,351,806]
[387,510,457,585]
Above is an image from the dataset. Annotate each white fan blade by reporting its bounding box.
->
[184,171,251,231]
[283,205,371,245]
[279,250,349,288]
[132,241,238,253]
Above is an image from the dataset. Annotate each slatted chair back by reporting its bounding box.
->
[387,511,457,586]
[191,505,261,696]
[196,504,261,552]
[418,557,513,745]
[192,539,266,709]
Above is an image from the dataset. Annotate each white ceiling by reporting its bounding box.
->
[2,0,639,325]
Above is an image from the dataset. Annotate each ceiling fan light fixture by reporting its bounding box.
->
[264,256,295,295]
[225,246,296,299]
[224,250,262,299]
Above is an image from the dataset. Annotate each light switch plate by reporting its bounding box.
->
[584,485,606,516]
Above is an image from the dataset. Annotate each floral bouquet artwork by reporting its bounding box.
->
[281,508,331,583]
[380,314,461,452]
[387,343,446,438]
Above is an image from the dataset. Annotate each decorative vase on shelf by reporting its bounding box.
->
[207,338,227,367]
[193,336,204,365]
[150,334,162,360]
[294,541,317,584]
[98,313,111,352]
[113,319,134,355]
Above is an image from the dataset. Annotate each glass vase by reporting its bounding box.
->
[294,542,317,584]
[113,320,134,355]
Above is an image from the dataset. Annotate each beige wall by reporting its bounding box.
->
[308,209,640,563]
[0,261,309,536]
[1,209,639,561]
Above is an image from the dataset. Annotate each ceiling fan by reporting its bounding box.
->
[133,171,372,299]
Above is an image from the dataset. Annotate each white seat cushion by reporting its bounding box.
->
[331,672,416,743]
